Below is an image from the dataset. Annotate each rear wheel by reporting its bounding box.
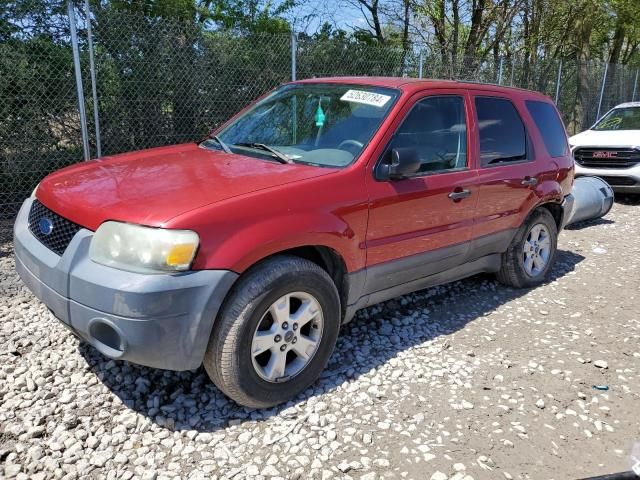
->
[496,208,558,288]
[203,255,340,408]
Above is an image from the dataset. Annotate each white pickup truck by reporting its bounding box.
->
[570,101,640,193]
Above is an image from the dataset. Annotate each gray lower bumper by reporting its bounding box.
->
[574,163,640,192]
[560,193,575,230]
[13,198,238,371]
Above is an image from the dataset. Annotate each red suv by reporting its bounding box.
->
[14,78,574,408]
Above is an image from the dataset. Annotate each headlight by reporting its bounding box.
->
[89,221,199,274]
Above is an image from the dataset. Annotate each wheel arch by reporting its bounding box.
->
[235,245,352,322]
[536,201,563,230]
[532,178,564,230]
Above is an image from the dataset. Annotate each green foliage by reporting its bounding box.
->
[109,0,199,21]
[209,0,295,33]
[89,7,292,155]
[0,27,82,214]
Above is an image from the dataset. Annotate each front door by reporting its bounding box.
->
[364,91,479,295]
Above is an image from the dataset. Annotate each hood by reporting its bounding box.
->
[37,144,335,231]
[569,129,640,148]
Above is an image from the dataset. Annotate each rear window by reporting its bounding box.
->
[525,100,568,157]
[475,97,527,166]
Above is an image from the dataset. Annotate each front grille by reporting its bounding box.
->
[597,175,638,187]
[28,200,82,255]
[574,147,640,169]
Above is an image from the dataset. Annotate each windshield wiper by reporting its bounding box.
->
[234,142,293,164]
[209,135,232,154]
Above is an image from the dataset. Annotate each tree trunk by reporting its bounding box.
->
[608,22,625,65]
[371,0,385,43]
[462,0,486,76]
[452,0,460,75]
[429,0,449,74]
[400,0,411,74]
[569,16,592,135]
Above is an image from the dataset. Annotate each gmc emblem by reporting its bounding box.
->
[592,151,618,158]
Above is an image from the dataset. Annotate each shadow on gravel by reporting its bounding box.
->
[565,217,615,230]
[78,248,585,433]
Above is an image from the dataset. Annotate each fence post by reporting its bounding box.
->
[497,57,503,85]
[554,59,562,105]
[68,0,90,161]
[596,62,609,121]
[85,0,101,158]
[633,70,639,102]
[290,32,297,82]
[418,49,424,79]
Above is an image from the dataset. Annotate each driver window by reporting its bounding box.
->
[387,95,467,175]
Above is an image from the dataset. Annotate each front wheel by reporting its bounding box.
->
[203,255,341,408]
[496,208,558,288]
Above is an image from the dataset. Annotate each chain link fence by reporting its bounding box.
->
[2,7,639,238]
[0,20,84,233]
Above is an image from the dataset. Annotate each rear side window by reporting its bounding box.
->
[525,100,568,157]
[475,97,527,166]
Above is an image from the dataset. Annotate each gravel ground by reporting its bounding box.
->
[1,198,639,480]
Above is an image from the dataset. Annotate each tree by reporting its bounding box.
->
[204,0,297,33]
[606,0,640,65]
[344,0,412,49]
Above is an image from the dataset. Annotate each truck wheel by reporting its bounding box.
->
[203,255,341,408]
[496,208,558,288]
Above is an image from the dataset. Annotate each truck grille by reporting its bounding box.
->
[28,200,82,256]
[574,147,640,169]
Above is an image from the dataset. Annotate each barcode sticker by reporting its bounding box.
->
[340,89,391,107]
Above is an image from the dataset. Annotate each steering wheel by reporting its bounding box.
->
[338,139,364,152]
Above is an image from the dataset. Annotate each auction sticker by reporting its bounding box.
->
[340,89,391,107]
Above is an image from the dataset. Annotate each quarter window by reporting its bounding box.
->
[385,96,467,174]
[475,97,527,166]
[525,100,568,157]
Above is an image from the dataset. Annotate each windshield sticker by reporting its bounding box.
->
[598,116,622,129]
[340,89,391,107]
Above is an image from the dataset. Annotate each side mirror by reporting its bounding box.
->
[376,148,421,181]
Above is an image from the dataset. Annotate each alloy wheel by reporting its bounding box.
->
[523,223,551,276]
[251,292,324,383]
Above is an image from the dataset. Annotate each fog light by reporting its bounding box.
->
[88,319,126,358]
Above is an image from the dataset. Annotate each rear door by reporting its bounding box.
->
[363,90,480,294]
[469,93,540,252]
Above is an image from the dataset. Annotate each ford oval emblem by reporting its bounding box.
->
[38,218,54,235]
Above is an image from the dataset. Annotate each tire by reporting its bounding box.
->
[203,255,341,408]
[496,208,558,288]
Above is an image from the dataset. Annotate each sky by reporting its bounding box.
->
[286,0,369,34]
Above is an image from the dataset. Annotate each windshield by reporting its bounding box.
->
[202,83,399,167]
[593,106,640,131]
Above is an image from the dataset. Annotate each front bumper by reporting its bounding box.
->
[574,163,640,192]
[13,198,238,371]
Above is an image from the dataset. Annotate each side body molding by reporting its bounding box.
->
[342,228,517,323]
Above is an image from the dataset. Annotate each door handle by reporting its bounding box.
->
[521,177,538,186]
[448,189,471,201]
